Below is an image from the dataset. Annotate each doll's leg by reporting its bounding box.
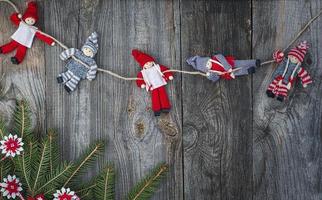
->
[266,78,280,98]
[234,59,260,76]
[11,45,27,64]
[64,72,80,93]
[158,87,171,112]
[57,71,70,84]
[0,40,19,54]
[151,90,161,116]
[276,84,288,102]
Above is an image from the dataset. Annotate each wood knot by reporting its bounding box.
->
[127,96,136,116]
[134,121,145,138]
[157,114,178,137]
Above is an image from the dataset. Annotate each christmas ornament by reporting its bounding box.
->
[0,1,55,64]
[27,194,46,200]
[132,49,174,116]
[186,53,260,82]
[53,188,79,200]
[0,175,23,199]
[57,32,98,93]
[0,134,23,158]
[266,41,312,102]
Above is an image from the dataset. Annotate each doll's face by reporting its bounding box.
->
[24,17,36,25]
[288,55,300,64]
[206,60,212,69]
[82,47,94,57]
[143,61,155,69]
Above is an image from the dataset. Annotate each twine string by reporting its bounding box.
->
[1,0,322,80]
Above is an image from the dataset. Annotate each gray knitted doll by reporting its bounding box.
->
[186,53,260,82]
[57,32,98,93]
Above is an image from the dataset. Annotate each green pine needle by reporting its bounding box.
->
[127,163,168,200]
[14,141,38,193]
[0,118,7,137]
[38,162,74,195]
[47,129,60,175]
[63,142,104,188]
[31,137,52,193]
[13,100,32,140]
[93,166,115,200]
[1,101,168,200]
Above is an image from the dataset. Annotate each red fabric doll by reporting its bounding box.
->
[208,55,236,80]
[0,1,55,64]
[132,49,174,116]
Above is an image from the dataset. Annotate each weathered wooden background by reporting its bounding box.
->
[0,0,322,199]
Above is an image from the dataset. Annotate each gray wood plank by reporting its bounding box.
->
[45,0,183,199]
[252,1,322,200]
[44,0,81,160]
[0,0,47,133]
[181,1,253,199]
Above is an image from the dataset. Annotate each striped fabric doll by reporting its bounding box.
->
[266,41,312,102]
[186,53,260,82]
[57,32,98,93]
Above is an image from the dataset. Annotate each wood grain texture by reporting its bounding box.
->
[0,0,47,133]
[181,1,252,199]
[1,0,322,199]
[252,1,322,200]
[45,0,183,199]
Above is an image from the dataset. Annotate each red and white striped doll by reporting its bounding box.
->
[0,1,55,64]
[132,49,174,116]
[266,41,312,102]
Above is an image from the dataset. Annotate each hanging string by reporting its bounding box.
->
[1,0,322,80]
[260,7,322,66]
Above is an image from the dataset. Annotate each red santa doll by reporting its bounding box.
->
[186,53,259,82]
[0,1,55,64]
[132,49,174,116]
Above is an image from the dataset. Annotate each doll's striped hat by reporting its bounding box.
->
[82,32,99,55]
[288,41,309,63]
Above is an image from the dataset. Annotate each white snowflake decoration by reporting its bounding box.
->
[53,188,79,200]
[0,134,24,158]
[0,175,23,199]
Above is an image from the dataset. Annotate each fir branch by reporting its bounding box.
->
[39,163,73,195]
[127,163,168,200]
[31,138,52,194]
[93,166,115,200]
[63,142,104,187]
[0,119,7,138]
[79,191,93,199]
[76,183,96,194]
[14,141,38,193]
[13,100,32,140]
[47,130,59,175]
[18,153,33,192]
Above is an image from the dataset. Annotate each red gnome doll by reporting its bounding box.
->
[132,49,174,116]
[0,1,55,64]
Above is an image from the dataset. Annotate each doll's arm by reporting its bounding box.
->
[136,72,146,89]
[60,48,76,61]
[10,12,21,26]
[273,50,284,63]
[297,67,312,87]
[35,31,55,46]
[86,64,98,81]
[160,65,174,80]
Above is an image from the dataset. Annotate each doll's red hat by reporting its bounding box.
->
[132,49,155,67]
[22,1,38,22]
[288,41,309,63]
